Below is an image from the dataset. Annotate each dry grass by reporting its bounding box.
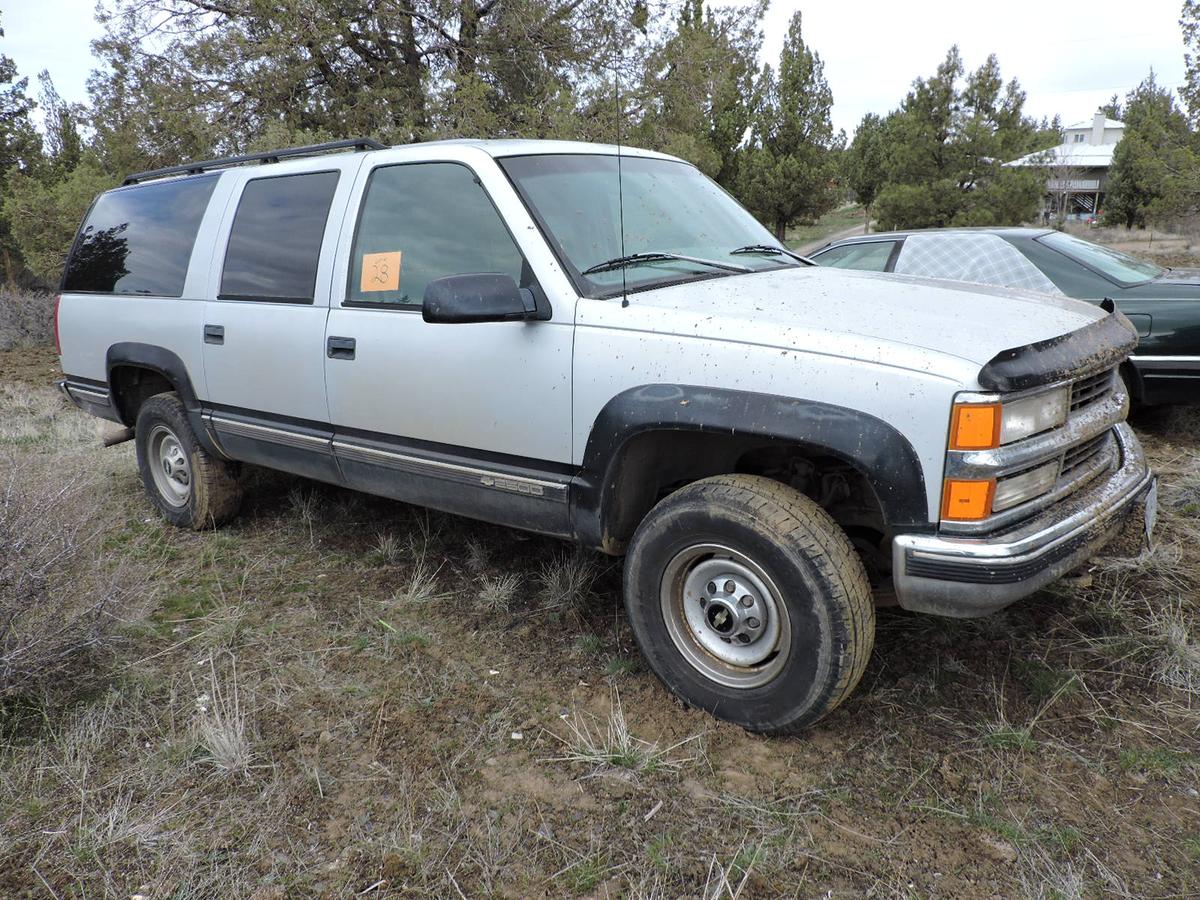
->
[538,549,604,624]
[193,652,255,778]
[0,348,1198,897]
[0,457,123,705]
[549,689,702,776]
[476,571,522,613]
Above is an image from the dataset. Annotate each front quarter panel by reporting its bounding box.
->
[571,297,966,524]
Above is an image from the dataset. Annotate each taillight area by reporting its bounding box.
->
[53,294,62,355]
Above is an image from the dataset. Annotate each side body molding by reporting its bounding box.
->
[572,384,931,551]
[105,342,222,457]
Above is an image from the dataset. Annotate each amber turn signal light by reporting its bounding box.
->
[941,478,995,521]
[949,402,1001,450]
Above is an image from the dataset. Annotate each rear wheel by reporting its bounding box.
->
[623,474,875,734]
[135,393,241,529]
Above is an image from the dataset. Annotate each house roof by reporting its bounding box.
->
[1064,117,1124,131]
[1004,142,1117,168]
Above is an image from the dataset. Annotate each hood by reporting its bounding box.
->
[616,265,1106,371]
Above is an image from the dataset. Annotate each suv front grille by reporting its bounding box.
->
[1059,431,1111,482]
[1070,368,1115,413]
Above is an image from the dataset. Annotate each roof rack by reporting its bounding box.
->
[122,137,387,185]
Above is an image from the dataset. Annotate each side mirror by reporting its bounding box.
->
[422,273,540,324]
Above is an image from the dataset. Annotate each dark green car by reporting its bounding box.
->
[811,228,1199,405]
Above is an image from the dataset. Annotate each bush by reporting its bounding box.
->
[0,456,122,706]
[0,289,55,349]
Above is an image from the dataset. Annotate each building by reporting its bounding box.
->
[1004,111,1125,221]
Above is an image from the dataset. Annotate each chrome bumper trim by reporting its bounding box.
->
[893,423,1151,617]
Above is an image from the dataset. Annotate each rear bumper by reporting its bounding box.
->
[58,378,122,423]
[892,423,1152,617]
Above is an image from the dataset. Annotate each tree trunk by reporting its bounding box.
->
[398,13,426,136]
[775,219,786,241]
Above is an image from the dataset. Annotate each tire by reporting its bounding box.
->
[623,474,875,734]
[134,393,242,529]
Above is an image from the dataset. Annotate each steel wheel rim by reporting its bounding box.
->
[148,424,191,507]
[660,543,791,689]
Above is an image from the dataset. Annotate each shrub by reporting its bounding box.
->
[0,289,55,350]
[0,456,123,706]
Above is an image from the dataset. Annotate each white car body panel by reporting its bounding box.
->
[322,144,576,462]
[57,173,228,387]
[570,265,1105,521]
[199,154,367,423]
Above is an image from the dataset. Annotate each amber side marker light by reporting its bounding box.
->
[941,478,995,521]
[949,402,1001,450]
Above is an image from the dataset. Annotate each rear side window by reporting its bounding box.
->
[346,162,527,307]
[62,175,217,296]
[220,171,340,303]
[813,241,897,272]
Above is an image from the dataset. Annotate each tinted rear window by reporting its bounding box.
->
[220,171,340,303]
[62,176,217,295]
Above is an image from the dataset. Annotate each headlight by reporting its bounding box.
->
[992,460,1058,511]
[950,387,1069,450]
[998,388,1069,444]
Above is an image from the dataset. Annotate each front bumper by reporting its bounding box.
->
[892,423,1152,617]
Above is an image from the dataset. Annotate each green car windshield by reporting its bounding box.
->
[1039,231,1164,285]
[499,154,794,297]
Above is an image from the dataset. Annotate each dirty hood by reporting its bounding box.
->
[621,265,1107,369]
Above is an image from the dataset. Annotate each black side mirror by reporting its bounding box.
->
[422,273,542,324]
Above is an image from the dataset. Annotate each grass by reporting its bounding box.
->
[784,203,867,251]
[194,653,254,778]
[549,690,699,775]
[1,345,1199,897]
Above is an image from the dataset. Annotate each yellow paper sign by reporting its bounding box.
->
[360,251,401,292]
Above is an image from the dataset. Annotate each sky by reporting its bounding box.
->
[1,0,1191,136]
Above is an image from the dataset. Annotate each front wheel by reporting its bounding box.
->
[623,474,875,734]
[134,393,242,529]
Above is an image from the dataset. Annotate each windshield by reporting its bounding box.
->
[499,154,792,297]
[1038,231,1164,285]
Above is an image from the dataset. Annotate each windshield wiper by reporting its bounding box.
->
[730,244,814,265]
[582,251,752,276]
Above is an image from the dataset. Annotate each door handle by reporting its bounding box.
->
[204,324,224,345]
[327,336,356,360]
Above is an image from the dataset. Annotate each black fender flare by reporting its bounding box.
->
[105,342,222,457]
[572,384,931,551]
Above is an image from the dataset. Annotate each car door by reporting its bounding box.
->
[200,157,361,483]
[323,148,577,535]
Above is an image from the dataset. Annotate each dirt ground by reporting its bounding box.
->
[0,344,1197,899]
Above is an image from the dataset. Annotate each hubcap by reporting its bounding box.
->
[148,424,191,507]
[660,543,791,689]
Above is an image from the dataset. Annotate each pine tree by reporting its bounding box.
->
[1104,73,1193,228]
[844,113,887,231]
[734,11,836,239]
[872,47,1044,229]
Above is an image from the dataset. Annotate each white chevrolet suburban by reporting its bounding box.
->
[56,138,1156,733]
